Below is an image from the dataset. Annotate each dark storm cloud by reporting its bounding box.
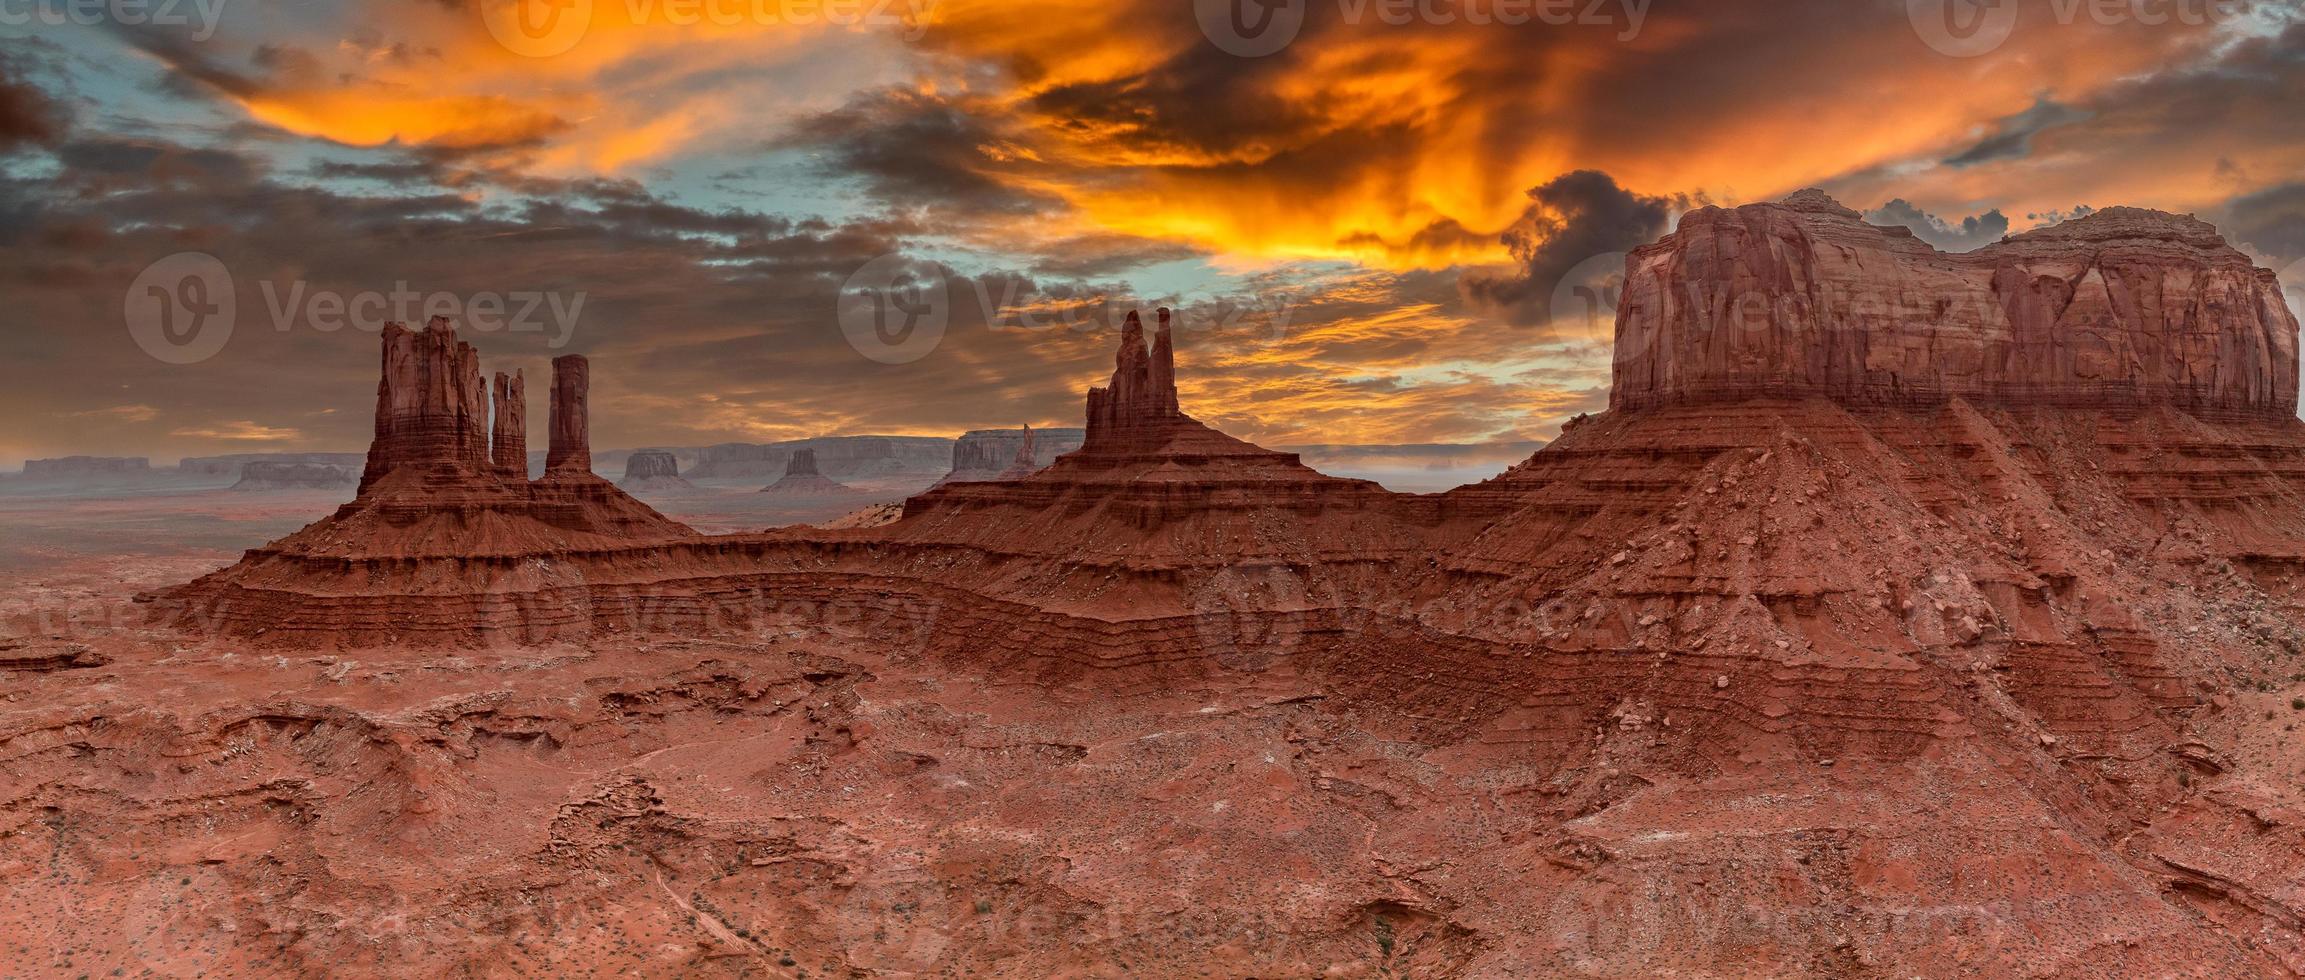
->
[55,138,256,182]
[1943,98,2093,168]
[1864,199,2012,252]
[783,88,1061,216]
[1026,234,1208,278]
[2222,182,2305,261]
[0,130,1258,460]
[1460,171,1692,325]
[0,58,65,152]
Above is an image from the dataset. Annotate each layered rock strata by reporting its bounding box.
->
[137,205,2305,973]
[152,318,695,642]
[1612,191,2300,416]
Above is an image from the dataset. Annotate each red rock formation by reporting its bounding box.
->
[113,233,2305,973]
[360,317,490,493]
[491,370,526,479]
[1611,191,2301,417]
[153,320,696,643]
[1081,308,1185,453]
[545,354,591,476]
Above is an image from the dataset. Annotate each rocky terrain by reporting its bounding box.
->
[9,194,2305,975]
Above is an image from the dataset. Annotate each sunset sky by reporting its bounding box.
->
[2,0,2302,464]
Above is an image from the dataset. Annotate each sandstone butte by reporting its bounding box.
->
[57,192,2305,974]
[758,448,864,496]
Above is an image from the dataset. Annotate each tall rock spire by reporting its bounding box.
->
[491,369,527,480]
[1150,308,1179,415]
[1082,310,1185,451]
[545,354,591,475]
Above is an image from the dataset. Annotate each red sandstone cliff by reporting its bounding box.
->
[1610,191,2301,417]
[491,370,527,479]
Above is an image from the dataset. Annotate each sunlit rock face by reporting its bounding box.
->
[1611,190,2300,419]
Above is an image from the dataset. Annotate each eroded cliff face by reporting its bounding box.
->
[1611,191,2301,417]
[362,320,490,493]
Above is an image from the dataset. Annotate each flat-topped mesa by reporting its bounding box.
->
[360,317,491,492]
[1609,190,2302,418]
[491,370,527,479]
[1081,308,1185,453]
[545,354,591,476]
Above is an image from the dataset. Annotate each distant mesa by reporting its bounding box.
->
[22,456,149,479]
[935,426,1085,486]
[183,453,364,483]
[759,448,863,496]
[232,460,358,491]
[618,449,695,492]
[688,436,949,481]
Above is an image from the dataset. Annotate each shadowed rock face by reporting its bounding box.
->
[1611,191,2301,417]
[362,317,489,493]
[1082,308,1185,454]
[545,355,590,476]
[491,371,526,480]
